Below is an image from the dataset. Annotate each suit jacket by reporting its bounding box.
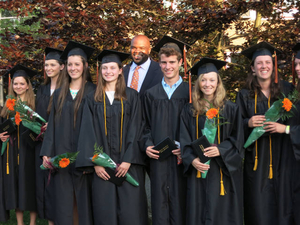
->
[123,59,163,96]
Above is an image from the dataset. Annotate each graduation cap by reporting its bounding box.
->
[60,41,95,61]
[190,57,227,77]
[95,50,130,84]
[3,64,36,87]
[45,47,63,61]
[291,43,300,85]
[152,35,191,56]
[95,49,130,64]
[241,42,282,83]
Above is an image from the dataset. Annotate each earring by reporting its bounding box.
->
[252,71,256,76]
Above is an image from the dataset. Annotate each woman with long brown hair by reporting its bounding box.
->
[76,50,148,225]
[40,41,95,225]
[180,58,244,225]
[235,42,294,225]
[0,65,37,225]
[35,47,64,225]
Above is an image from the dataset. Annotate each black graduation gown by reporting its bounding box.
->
[277,100,300,225]
[35,83,54,220]
[180,101,244,225]
[235,80,293,225]
[40,82,95,225]
[76,87,148,225]
[141,81,189,225]
[0,119,37,212]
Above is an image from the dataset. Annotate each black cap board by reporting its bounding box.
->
[96,50,130,64]
[152,35,191,56]
[60,41,95,61]
[45,47,63,61]
[190,57,227,76]
[3,64,36,80]
[241,41,282,61]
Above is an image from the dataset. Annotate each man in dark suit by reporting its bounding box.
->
[123,35,163,95]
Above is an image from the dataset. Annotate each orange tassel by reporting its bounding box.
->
[189,71,192,103]
[183,45,188,80]
[253,141,258,171]
[96,61,99,85]
[44,53,46,80]
[6,142,9,175]
[292,53,296,85]
[8,73,11,89]
[197,171,201,178]
[274,50,278,84]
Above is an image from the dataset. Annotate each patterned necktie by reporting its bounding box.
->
[130,65,141,91]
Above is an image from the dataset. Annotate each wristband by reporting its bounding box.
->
[285,125,290,134]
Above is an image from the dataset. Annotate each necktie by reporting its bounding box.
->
[130,66,141,91]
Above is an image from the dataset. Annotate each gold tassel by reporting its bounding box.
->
[220,169,226,196]
[253,141,258,171]
[103,90,107,136]
[268,135,273,179]
[6,115,9,174]
[196,114,201,178]
[120,98,123,152]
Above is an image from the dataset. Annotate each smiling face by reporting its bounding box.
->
[67,55,84,81]
[45,59,64,78]
[251,55,273,81]
[199,72,218,100]
[130,36,151,65]
[101,62,122,85]
[295,58,300,79]
[159,54,182,81]
[13,76,29,98]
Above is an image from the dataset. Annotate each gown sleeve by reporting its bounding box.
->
[40,91,57,157]
[216,102,244,176]
[122,91,143,164]
[180,104,197,174]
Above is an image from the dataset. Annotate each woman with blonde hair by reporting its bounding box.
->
[0,65,37,225]
[180,58,244,225]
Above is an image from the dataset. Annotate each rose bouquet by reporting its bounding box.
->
[244,90,298,149]
[91,143,139,187]
[40,152,79,170]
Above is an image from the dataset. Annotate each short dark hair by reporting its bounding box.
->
[159,47,182,61]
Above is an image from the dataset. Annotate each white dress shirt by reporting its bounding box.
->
[127,58,151,92]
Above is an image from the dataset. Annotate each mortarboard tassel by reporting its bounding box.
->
[44,53,46,80]
[268,135,273,179]
[274,50,278,84]
[96,61,99,85]
[6,115,9,174]
[292,53,296,85]
[189,71,192,103]
[183,45,188,80]
[8,73,11,89]
[218,114,226,195]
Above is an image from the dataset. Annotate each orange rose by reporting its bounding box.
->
[206,108,219,119]
[15,112,22,126]
[59,158,70,168]
[92,154,98,161]
[282,98,292,112]
[6,98,16,111]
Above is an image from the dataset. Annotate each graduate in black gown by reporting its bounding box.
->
[276,43,300,225]
[235,42,294,225]
[40,41,95,225]
[76,50,148,225]
[140,36,189,225]
[35,47,64,224]
[0,65,37,225]
[180,58,244,225]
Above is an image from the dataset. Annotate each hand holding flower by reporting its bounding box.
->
[263,122,286,133]
[42,156,52,169]
[95,165,110,180]
[248,115,266,128]
[116,162,131,177]
[192,158,210,173]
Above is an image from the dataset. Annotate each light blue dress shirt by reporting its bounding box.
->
[161,76,183,99]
